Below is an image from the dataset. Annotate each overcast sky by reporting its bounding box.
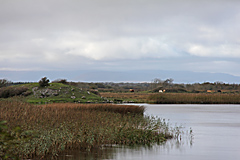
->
[1,0,240,79]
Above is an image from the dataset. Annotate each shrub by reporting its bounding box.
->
[0,79,11,88]
[39,77,50,87]
[52,79,68,84]
[0,86,29,98]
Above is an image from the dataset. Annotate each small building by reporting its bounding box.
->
[159,89,166,93]
[129,89,134,92]
[207,90,212,93]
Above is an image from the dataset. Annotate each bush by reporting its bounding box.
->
[0,86,29,98]
[39,77,50,87]
[0,120,35,159]
[0,79,11,88]
[52,79,68,84]
[165,88,187,93]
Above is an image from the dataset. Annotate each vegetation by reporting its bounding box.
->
[0,79,11,88]
[0,100,173,159]
[0,120,35,159]
[1,77,240,104]
[148,93,240,104]
[38,77,50,87]
[100,92,153,103]
[0,86,29,98]
[0,82,105,104]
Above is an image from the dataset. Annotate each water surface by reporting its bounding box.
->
[59,104,240,160]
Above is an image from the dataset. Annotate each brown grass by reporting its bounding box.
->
[100,92,240,104]
[148,93,240,104]
[0,99,172,159]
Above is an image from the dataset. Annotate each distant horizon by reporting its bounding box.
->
[1,69,239,84]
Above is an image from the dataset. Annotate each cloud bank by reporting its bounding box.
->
[0,0,240,78]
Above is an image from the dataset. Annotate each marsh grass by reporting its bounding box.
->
[0,100,172,159]
[148,93,240,104]
[101,92,240,104]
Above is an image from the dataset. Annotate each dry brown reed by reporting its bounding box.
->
[148,93,240,104]
[0,100,171,159]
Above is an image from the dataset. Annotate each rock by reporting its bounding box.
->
[53,93,59,96]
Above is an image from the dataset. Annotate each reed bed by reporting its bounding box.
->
[148,93,240,104]
[0,100,172,159]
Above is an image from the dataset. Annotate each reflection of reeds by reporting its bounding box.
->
[148,93,240,104]
[0,100,172,159]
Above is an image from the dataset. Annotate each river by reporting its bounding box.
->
[57,104,240,160]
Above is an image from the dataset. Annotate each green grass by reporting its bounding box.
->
[0,82,104,104]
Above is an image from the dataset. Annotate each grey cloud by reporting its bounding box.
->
[0,0,240,78]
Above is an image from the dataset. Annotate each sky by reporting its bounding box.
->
[0,0,240,82]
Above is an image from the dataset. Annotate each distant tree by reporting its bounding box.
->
[52,79,68,84]
[0,79,11,88]
[39,77,50,87]
[152,78,163,84]
[162,78,174,88]
[151,78,163,90]
[164,78,174,84]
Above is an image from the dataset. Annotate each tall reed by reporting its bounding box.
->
[0,100,172,159]
[148,93,240,104]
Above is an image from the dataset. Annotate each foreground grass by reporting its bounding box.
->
[0,100,172,159]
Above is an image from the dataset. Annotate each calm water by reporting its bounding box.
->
[58,104,240,160]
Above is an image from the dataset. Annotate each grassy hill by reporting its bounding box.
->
[0,83,105,104]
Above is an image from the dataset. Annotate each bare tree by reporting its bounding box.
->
[0,79,11,88]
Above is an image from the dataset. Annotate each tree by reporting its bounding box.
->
[0,79,11,88]
[39,77,50,87]
[151,78,163,90]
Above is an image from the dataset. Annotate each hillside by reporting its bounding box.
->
[0,83,105,104]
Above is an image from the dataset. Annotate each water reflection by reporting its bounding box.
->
[56,147,116,160]
[56,140,189,160]
[56,129,193,160]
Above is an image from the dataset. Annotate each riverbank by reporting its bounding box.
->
[0,100,173,159]
[100,92,240,104]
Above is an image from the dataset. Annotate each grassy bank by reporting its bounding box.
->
[99,92,154,103]
[0,100,173,159]
[148,93,240,104]
[100,92,240,104]
[0,83,104,104]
